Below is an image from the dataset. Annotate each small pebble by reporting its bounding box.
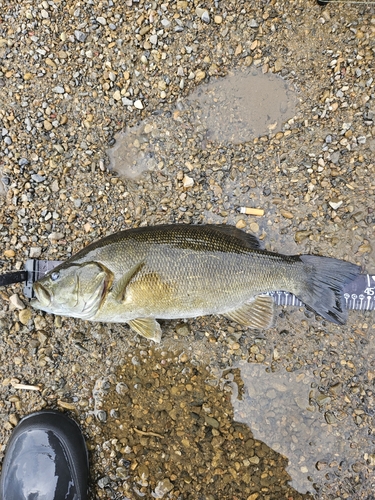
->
[29,247,42,258]
[179,353,189,362]
[134,100,144,110]
[195,70,206,82]
[43,120,53,131]
[74,30,87,42]
[153,479,174,498]
[280,209,294,219]
[48,232,64,241]
[122,97,133,106]
[52,86,65,94]
[19,309,32,325]
[149,34,158,45]
[195,7,208,20]
[9,294,25,310]
[329,200,343,210]
[182,175,194,188]
[9,414,19,426]
[236,219,246,229]
[3,249,15,258]
[31,174,46,183]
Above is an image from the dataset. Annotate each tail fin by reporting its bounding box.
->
[297,255,360,325]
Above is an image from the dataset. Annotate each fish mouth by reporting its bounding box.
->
[32,282,52,308]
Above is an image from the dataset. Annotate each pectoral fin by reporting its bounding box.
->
[112,262,144,302]
[224,295,274,329]
[128,318,162,343]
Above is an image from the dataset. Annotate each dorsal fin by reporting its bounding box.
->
[210,224,262,250]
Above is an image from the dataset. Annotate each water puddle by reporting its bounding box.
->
[227,360,375,495]
[92,332,375,498]
[94,345,312,499]
[107,121,160,180]
[107,67,296,180]
[186,67,296,144]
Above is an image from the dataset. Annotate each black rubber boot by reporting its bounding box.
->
[0,410,89,500]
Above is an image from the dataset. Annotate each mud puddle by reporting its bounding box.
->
[106,121,161,180]
[107,67,296,180]
[186,67,296,144]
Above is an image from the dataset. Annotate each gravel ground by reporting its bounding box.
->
[1,0,375,499]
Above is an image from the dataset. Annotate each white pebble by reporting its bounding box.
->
[183,175,194,188]
[74,30,86,42]
[134,99,144,110]
[52,86,65,94]
[48,232,64,241]
[201,11,210,23]
[122,97,133,106]
[329,200,343,210]
[29,247,42,258]
[149,34,158,45]
[9,294,25,310]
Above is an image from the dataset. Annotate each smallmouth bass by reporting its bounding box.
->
[31,224,360,342]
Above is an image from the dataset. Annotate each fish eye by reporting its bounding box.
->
[51,271,60,281]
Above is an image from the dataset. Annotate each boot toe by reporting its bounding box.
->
[0,410,88,500]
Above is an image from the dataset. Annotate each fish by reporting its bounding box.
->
[31,224,360,343]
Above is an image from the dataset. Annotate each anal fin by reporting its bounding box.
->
[128,318,162,343]
[223,295,274,329]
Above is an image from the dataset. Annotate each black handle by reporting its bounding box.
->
[0,270,28,287]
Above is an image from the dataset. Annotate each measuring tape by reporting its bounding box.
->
[269,273,375,311]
